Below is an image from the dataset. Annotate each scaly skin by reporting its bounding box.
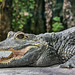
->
[0,27,75,68]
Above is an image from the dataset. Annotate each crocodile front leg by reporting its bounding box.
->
[60,55,75,68]
[35,46,60,67]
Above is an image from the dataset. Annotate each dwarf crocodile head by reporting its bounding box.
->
[0,31,48,66]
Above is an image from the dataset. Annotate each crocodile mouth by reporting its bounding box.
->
[0,45,38,63]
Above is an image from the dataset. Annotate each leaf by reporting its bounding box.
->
[53,16,60,22]
[12,19,16,22]
[29,13,33,17]
[0,0,2,2]
[22,21,25,24]
[52,22,64,32]
[29,6,34,9]
[19,24,23,29]
[12,13,16,16]
[17,21,20,24]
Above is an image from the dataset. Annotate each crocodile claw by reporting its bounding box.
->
[60,63,75,68]
[60,55,75,68]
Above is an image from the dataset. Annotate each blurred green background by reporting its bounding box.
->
[0,0,75,41]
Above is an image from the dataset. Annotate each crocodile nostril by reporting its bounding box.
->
[7,31,15,38]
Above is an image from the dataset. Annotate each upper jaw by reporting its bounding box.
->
[0,39,41,49]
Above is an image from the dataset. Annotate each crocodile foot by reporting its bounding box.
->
[60,55,75,68]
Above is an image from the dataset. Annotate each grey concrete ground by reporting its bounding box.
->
[0,66,75,75]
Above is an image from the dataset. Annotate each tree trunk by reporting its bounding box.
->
[44,0,52,32]
[31,0,46,34]
[63,0,75,28]
[0,0,12,41]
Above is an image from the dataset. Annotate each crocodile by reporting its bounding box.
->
[0,27,75,68]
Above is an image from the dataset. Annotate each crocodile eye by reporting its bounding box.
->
[17,34,25,39]
[15,33,26,40]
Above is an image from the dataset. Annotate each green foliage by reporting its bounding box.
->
[12,0,35,31]
[52,16,64,32]
[53,16,60,22]
[52,22,64,32]
[0,0,2,2]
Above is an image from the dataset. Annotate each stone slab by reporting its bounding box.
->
[0,66,75,75]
